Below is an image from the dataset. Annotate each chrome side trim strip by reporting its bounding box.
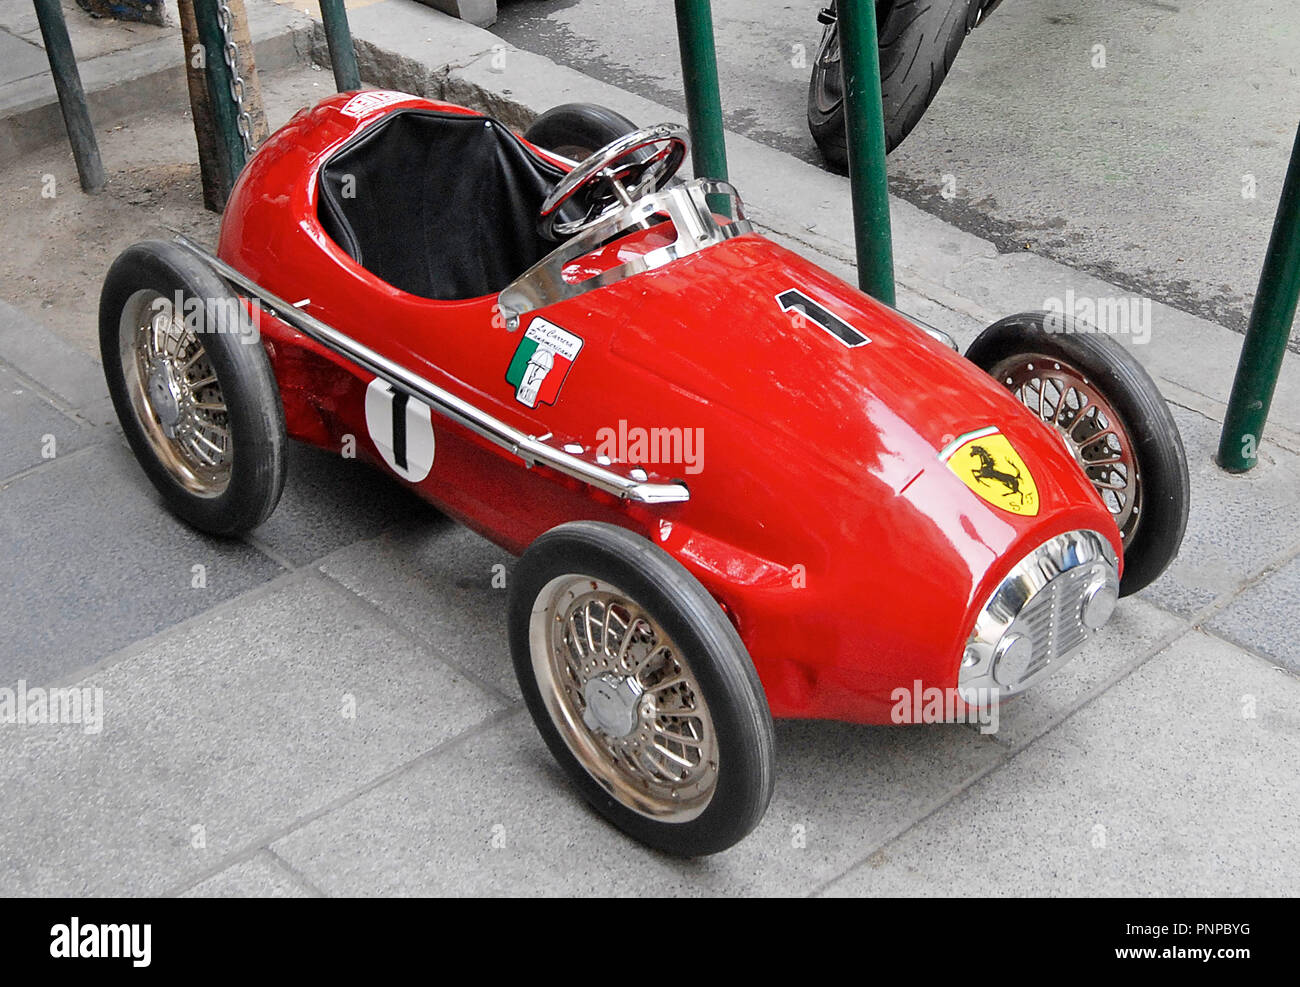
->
[172,235,690,505]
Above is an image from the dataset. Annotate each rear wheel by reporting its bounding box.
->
[508,522,774,856]
[966,312,1190,596]
[99,240,287,536]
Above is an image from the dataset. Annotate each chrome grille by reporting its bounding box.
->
[959,530,1119,700]
[1017,563,1095,682]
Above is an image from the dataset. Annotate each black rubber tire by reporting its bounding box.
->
[808,0,973,168]
[965,312,1190,597]
[508,522,775,856]
[99,240,287,537]
[525,103,668,236]
[524,103,641,162]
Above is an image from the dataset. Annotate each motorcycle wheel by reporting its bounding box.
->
[808,0,974,168]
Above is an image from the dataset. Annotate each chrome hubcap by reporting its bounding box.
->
[118,290,232,498]
[146,358,184,431]
[1081,576,1119,630]
[992,354,1142,542]
[529,575,718,822]
[582,672,646,738]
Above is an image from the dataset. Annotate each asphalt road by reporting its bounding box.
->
[492,0,1300,344]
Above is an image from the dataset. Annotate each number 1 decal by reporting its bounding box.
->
[364,378,436,482]
[776,289,871,348]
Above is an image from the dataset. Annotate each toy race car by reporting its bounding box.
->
[99,91,1189,856]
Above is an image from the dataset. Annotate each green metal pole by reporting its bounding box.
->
[673,0,728,184]
[193,0,247,193]
[837,0,895,304]
[1217,121,1300,473]
[31,0,105,194]
[318,0,362,92]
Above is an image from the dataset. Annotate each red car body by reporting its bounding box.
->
[216,92,1120,724]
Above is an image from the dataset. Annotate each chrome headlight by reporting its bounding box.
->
[959,530,1119,700]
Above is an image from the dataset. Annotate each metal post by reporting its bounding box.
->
[31,0,105,194]
[837,0,895,304]
[193,0,247,189]
[318,0,362,92]
[1217,121,1300,473]
[673,0,728,184]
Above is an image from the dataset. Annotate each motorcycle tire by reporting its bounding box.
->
[808,0,973,168]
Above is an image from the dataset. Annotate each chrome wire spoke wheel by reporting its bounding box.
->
[510,522,774,854]
[118,289,232,498]
[991,353,1141,542]
[529,574,719,822]
[966,313,1189,596]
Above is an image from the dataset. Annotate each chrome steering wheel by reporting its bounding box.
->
[538,124,690,241]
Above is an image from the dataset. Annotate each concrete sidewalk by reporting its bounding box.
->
[0,3,1297,896]
[0,0,313,168]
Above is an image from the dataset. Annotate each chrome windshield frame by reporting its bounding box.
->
[498,178,754,330]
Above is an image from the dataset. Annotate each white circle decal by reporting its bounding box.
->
[364,378,435,483]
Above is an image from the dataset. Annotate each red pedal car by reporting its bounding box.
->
[100,92,1189,855]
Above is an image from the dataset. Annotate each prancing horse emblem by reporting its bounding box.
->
[939,427,1040,517]
[968,444,1025,506]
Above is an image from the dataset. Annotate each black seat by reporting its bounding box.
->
[317,109,567,301]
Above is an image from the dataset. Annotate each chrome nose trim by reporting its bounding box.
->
[960,530,1119,700]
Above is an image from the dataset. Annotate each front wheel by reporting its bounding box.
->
[508,521,775,856]
[966,312,1190,596]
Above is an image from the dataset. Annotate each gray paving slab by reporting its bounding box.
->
[0,28,49,85]
[1,0,172,62]
[251,442,435,568]
[271,704,1004,896]
[0,441,283,685]
[0,574,504,896]
[179,852,311,898]
[319,521,518,700]
[821,631,1300,897]
[0,362,94,481]
[0,299,108,418]
[1138,406,1300,619]
[0,1,39,37]
[1208,555,1300,674]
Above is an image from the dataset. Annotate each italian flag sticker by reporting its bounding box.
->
[506,317,584,408]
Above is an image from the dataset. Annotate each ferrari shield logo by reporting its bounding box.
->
[940,427,1039,516]
[506,317,583,408]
